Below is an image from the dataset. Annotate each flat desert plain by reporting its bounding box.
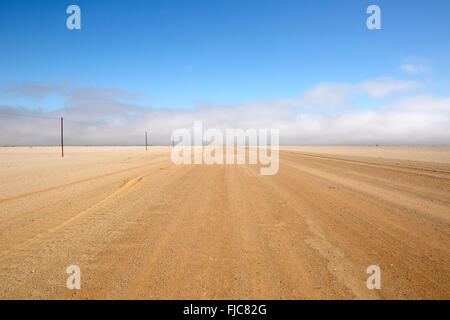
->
[0,146,449,299]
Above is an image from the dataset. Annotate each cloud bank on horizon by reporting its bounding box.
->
[1,77,449,146]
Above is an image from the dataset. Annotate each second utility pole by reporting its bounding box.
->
[61,117,64,158]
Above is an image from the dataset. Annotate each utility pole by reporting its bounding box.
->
[61,117,64,158]
[145,131,148,151]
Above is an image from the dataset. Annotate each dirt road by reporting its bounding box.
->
[0,147,449,299]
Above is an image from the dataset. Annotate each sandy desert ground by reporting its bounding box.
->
[0,146,449,299]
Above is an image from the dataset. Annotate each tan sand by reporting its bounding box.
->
[0,146,449,299]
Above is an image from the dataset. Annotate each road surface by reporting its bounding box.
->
[0,147,448,299]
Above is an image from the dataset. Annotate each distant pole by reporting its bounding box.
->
[145,131,148,151]
[61,117,64,158]
[172,137,174,148]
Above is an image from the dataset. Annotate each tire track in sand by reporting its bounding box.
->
[0,173,148,262]
[0,159,168,204]
[122,165,211,298]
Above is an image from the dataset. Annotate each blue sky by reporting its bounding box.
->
[1,0,449,107]
[0,0,449,145]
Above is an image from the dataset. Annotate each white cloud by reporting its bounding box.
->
[400,63,428,74]
[296,83,353,107]
[399,57,430,74]
[356,77,423,99]
[296,77,423,107]
[1,82,66,97]
[0,80,447,146]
